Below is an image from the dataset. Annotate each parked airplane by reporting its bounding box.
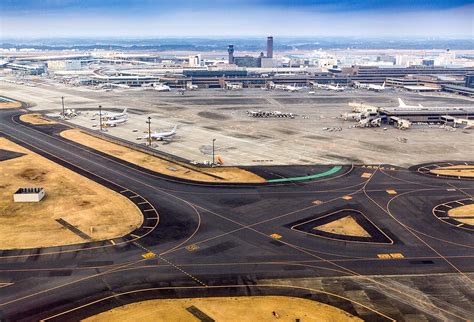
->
[354,82,386,92]
[154,83,171,92]
[102,115,128,127]
[140,125,178,141]
[224,82,243,90]
[397,98,423,108]
[186,83,198,90]
[311,82,345,91]
[267,82,302,92]
[368,82,385,91]
[95,108,128,120]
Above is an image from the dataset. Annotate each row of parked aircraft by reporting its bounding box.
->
[91,108,178,140]
[261,81,387,93]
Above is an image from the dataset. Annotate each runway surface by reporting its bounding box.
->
[0,109,473,321]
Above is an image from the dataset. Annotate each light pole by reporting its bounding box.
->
[147,116,152,146]
[99,105,103,131]
[61,96,65,119]
[212,138,216,166]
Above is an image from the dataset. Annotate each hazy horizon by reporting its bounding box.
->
[1,0,473,38]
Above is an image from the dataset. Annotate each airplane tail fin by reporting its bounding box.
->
[172,125,177,133]
[382,82,385,89]
[123,108,127,114]
[398,98,406,107]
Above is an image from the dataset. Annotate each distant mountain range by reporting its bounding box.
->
[1,37,473,51]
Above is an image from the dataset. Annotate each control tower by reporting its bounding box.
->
[228,45,235,64]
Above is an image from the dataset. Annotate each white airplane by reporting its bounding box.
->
[397,98,423,108]
[285,84,303,92]
[186,84,198,90]
[96,108,128,120]
[327,84,345,91]
[267,82,302,92]
[367,82,385,91]
[354,82,386,91]
[140,125,178,141]
[225,82,243,90]
[102,115,128,127]
[154,83,171,92]
[312,82,344,91]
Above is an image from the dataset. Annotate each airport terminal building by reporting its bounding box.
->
[379,106,474,123]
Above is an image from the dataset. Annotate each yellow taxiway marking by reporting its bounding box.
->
[378,253,405,259]
[361,172,372,178]
[386,189,397,195]
[312,200,323,205]
[144,209,156,212]
[130,234,140,238]
[185,244,200,252]
[137,201,149,205]
[142,252,156,259]
[270,233,282,239]
[342,195,353,200]
[109,240,116,246]
[377,254,392,259]
[390,253,404,259]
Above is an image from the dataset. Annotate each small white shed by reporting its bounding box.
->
[13,188,45,202]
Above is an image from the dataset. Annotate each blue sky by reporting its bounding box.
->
[1,0,472,38]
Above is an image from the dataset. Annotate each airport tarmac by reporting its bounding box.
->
[0,108,473,321]
[2,81,473,166]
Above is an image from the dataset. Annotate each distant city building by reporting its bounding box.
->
[234,56,261,68]
[6,63,45,75]
[183,69,248,77]
[422,59,435,67]
[227,36,274,67]
[260,57,275,68]
[47,60,82,71]
[188,54,202,67]
[267,36,273,58]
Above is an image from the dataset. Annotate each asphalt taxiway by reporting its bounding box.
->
[0,108,473,321]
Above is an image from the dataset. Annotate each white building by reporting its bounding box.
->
[13,187,45,202]
[188,54,202,67]
[47,60,82,71]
